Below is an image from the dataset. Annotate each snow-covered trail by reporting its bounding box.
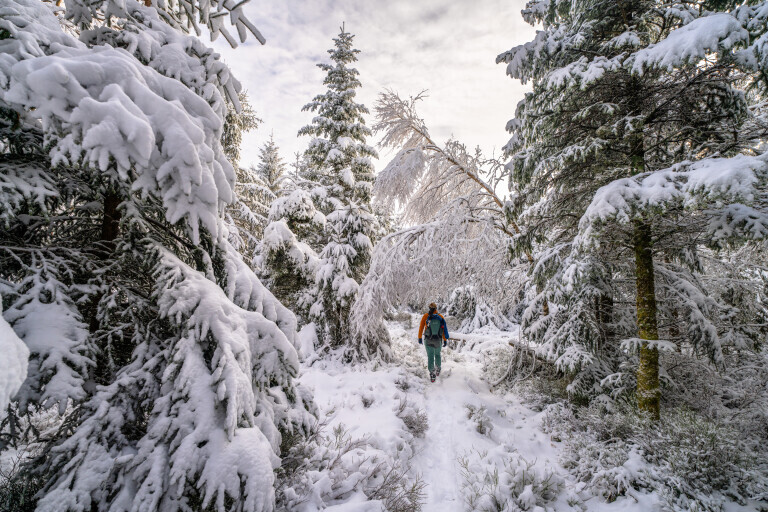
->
[408,328,564,512]
[298,319,662,511]
[412,362,477,510]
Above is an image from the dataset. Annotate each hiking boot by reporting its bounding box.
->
[435,367,441,377]
[429,371,436,383]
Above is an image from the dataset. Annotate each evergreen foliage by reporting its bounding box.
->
[222,94,270,263]
[231,135,289,262]
[0,1,315,510]
[256,135,289,196]
[261,189,324,317]
[294,26,383,360]
[222,92,261,168]
[499,0,768,413]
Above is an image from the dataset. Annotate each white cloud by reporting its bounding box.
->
[212,0,534,172]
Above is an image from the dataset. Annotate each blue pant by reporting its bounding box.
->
[425,344,441,372]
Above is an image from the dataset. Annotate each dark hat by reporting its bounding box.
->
[428,302,437,310]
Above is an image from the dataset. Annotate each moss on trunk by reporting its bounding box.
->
[634,219,660,420]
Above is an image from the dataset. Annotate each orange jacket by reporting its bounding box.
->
[418,312,449,340]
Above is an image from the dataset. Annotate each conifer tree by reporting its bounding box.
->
[297,26,381,359]
[228,163,274,260]
[222,92,261,167]
[221,94,271,262]
[261,189,324,317]
[257,135,289,196]
[500,0,768,418]
[298,26,377,204]
[233,136,289,261]
[0,1,314,509]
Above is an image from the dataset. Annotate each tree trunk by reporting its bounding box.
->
[87,191,122,387]
[634,219,660,420]
[597,292,613,347]
[89,191,122,331]
[101,192,121,246]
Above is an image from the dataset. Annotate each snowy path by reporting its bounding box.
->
[299,320,664,511]
[412,363,476,510]
[409,329,564,512]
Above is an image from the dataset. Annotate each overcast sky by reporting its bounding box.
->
[211,0,534,172]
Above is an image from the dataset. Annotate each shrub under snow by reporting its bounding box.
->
[542,399,768,511]
[458,444,563,512]
[276,423,425,512]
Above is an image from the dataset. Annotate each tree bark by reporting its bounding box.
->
[87,191,122,387]
[634,219,660,420]
[101,192,121,245]
[597,292,613,347]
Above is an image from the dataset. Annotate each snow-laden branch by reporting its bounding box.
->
[1,0,234,244]
[350,91,535,338]
[0,299,28,417]
[577,153,768,247]
[499,5,767,89]
[372,91,512,226]
[354,206,526,326]
[64,0,265,49]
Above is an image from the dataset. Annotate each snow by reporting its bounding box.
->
[577,154,768,244]
[546,55,622,89]
[631,14,749,74]
[263,219,296,246]
[301,365,417,461]
[0,302,28,417]
[297,319,586,510]
[269,189,326,227]
[327,148,344,162]
[297,322,319,360]
[325,499,385,512]
[373,147,427,203]
[293,316,768,510]
[1,0,235,245]
[3,271,91,415]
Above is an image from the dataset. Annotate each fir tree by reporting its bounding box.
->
[298,26,377,205]
[500,0,768,418]
[261,189,324,318]
[231,135,289,261]
[227,163,274,261]
[256,135,289,196]
[222,92,261,168]
[297,26,381,359]
[221,93,270,262]
[0,1,314,510]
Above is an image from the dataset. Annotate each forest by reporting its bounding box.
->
[1,0,768,511]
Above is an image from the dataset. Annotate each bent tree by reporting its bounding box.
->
[353,91,530,340]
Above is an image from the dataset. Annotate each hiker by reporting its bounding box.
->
[418,302,450,382]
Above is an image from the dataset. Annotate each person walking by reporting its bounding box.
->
[418,302,450,383]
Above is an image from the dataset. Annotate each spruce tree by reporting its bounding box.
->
[232,136,289,261]
[256,135,289,196]
[500,0,768,418]
[227,163,274,261]
[261,189,324,317]
[222,92,261,167]
[221,93,272,262]
[297,26,380,358]
[298,26,377,205]
[0,1,314,509]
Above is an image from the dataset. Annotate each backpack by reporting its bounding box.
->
[425,314,443,345]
